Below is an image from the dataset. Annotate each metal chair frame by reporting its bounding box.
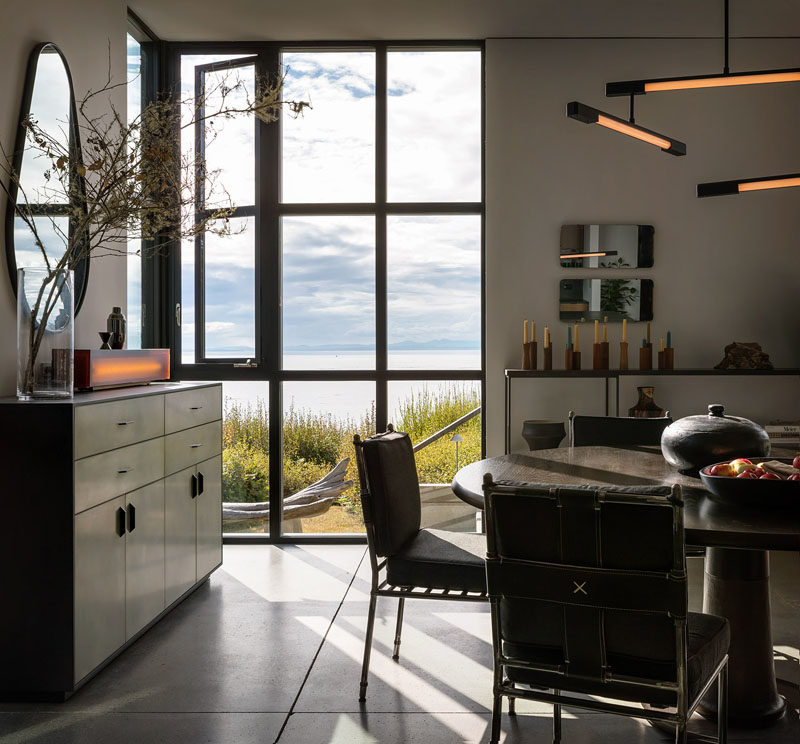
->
[483,477,728,744]
[353,427,488,703]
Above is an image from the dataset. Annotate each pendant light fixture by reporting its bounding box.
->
[566,101,686,156]
[697,173,800,197]
[606,0,800,98]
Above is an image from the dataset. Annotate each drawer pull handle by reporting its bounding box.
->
[117,420,135,426]
[198,471,205,495]
[127,504,136,533]
[116,507,126,537]
[190,443,204,449]
[191,474,198,498]
[190,405,204,411]
[117,466,135,474]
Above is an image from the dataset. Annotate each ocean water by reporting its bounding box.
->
[185,349,481,421]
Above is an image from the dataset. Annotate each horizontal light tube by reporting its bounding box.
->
[560,251,618,259]
[596,115,671,150]
[566,101,685,156]
[697,173,800,198]
[607,67,800,97]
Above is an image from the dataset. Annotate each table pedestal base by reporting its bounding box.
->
[698,547,786,727]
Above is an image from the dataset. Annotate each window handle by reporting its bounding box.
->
[233,359,257,368]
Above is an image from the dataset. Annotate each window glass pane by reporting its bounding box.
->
[219,382,270,535]
[201,63,255,207]
[282,381,374,534]
[282,51,375,203]
[387,50,481,202]
[387,215,481,369]
[126,33,142,349]
[179,54,252,363]
[388,380,481,532]
[204,216,255,358]
[283,216,375,370]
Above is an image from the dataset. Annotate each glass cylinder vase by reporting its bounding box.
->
[16,267,74,399]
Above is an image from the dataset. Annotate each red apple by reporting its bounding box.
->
[736,470,757,479]
[729,458,755,475]
[788,474,800,481]
[708,463,734,477]
[792,455,800,470]
[759,472,780,480]
[752,468,767,478]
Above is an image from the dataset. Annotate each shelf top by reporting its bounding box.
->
[0,381,220,406]
[505,368,800,378]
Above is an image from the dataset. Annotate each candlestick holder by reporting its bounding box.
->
[639,343,653,371]
[521,342,531,370]
[565,349,573,371]
[528,341,537,370]
[543,345,553,370]
[619,341,629,370]
[572,350,582,370]
[661,347,674,370]
[592,342,609,370]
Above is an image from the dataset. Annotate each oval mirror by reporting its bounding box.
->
[4,43,89,313]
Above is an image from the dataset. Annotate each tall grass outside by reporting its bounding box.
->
[222,383,481,534]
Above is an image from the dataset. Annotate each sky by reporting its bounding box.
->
[132,48,482,361]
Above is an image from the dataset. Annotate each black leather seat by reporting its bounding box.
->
[569,410,673,446]
[353,426,487,702]
[483,479,729,744]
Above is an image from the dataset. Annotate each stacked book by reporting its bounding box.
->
[765,421,800,447]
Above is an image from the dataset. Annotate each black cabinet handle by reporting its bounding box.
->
[116,507,126,537]
[127,503,136,533]
[198,472,204,495]
[191,474,198,498]
[189,405,204,410]
[116,420,135,426]
[117,466,134,474]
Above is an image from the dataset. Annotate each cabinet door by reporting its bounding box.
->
[164,467,197,605]
[196,455,222,579]
[74,496,126,683]
[125,481,165,639]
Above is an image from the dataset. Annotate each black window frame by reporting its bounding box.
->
[160,40,486,544]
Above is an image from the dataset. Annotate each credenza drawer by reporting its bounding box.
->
[165,386,222,434]
[75,395,165,459]
[164,421,222,476]
[74,437,165,514]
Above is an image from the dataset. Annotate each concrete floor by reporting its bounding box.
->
[0,546,797,744]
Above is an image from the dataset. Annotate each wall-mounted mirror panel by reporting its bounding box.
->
[560,224,653,268]
[559,278,653,322]
[5,43,89,312]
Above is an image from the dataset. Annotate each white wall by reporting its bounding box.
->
[0,0,127,395]
[486,38,800,453]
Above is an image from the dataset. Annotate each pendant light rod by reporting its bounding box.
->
[566,101,686,156]
[606,0,800,97]
[697,172,800,197]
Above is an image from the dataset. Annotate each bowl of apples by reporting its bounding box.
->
[700,455,800,507]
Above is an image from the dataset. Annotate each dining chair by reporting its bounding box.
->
[569,410,672,447]
[482,477,729,744]
[353,425,488,702]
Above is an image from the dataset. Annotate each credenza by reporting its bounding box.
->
[0,382,223,699]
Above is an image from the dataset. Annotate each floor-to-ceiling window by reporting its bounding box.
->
[169,42,483,542]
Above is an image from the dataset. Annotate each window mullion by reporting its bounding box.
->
[375,43,388,432]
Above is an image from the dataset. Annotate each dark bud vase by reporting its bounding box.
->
[107,306,126,349]
[628,386,665,418]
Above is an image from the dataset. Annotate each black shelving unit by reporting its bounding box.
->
[504,368,800,454]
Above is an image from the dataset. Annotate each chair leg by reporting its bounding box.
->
[490,694,502,744]
[392,597,405,660]
[674,722,688,744]
[553,690,562,744]
[717,663,728,744]
[508,695,516,716]
[359,593,378,702]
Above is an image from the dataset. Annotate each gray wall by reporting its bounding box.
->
[0,0,127,395]
[486,38,800,453]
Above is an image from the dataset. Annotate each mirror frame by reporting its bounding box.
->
[4,42,89,313]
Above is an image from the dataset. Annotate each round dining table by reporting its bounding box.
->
[452,445,800,728]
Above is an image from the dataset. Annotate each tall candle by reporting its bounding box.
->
[574,324,580,351]
[660,337,665,352]
[567,325,572,350]
[544,326,550,348]
[602,323,607,343]
[531,321,536,343]
[667,330,672,348]
[524,320,528,344]
[646,321,651,344]
[594,320,599,344]
[622,318,628,342]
